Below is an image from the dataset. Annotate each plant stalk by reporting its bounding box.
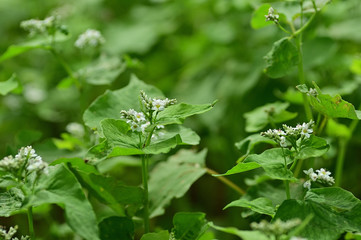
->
[335,138,347,187]
[206,168,245,195]
[27,206,35,239]
[281,148,291,199]
[141,155,150,233]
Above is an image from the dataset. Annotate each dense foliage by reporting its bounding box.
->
[1,0,361,239]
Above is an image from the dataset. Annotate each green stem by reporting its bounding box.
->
[141,155,150,233]
[294,159,303,177]
[206,168,245,195]
[276,23,291,35]
[27,206,35,239]
[335,138,347,187]
[316,116,328,135]
[281,148,291,199]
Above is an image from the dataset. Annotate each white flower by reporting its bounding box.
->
[316,168,331,179]
[265,7,279,23]
[130,122,142,133]
[141,122,150,133]
[27,155,49,174]
[280,136,287,147]
[75,29,105,49]
[300,121,314,138]
[152,99,166,111]
[310,172,318,181]
[303,168,314,176]
[303,180,311,190]
[307,88,318,97]
[134,112,145,122]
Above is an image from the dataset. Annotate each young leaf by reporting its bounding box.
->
[140,231,170,240]
[217,148,296,181]
[99,216,134,240]
[264,37,299,78]
[209,223,268,240]
[244,102,297,132]
[224,197,276,217]
[172,212,209,240]
[0,74,19,96]
[149,150,207,218]
[274,187,361,240]
[27,164,100,240]
[83,75,164,131]
[235,134,276,159]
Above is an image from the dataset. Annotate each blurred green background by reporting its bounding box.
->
[1,0,361,239]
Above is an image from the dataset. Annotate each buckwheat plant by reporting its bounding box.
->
[0,225,30,240]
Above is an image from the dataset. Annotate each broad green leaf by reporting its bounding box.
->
[264,37,299,78]
[345,232,361,240]
[52,158,144,215]
[76,55,126,85]
[326,119,351,139]
[276,87,304,105]
[217,148,296,181]
[244,102,297,132]
[0,74,18,95]
[95,119,200,159]
[274,187,361,240]
[141,231,170,240]
[149,150,207,218]
[209,223,268,240]
[27,164,100,240]
[156,102,216,126]
[251,4,274,29]
[224,197,276,217]
[235,134,276,159]
[172,212,208,240]
[296,135,329,160]
[83,75,164,131]
[298,82,361,119]
[99,216,134,240]
[0,33,69,62]
[0,189,24,217]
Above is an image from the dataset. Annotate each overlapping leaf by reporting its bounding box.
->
[172,212,209,240]
[224,197,276,217]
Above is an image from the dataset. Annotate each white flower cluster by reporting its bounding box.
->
[0,225,30,240]
[303,168,335,190]
[140,90,177,112]
[120,109,150,134]
[0,146,49,177]
[251,218,301,236]
[261,120,314,148]
[75,29,105,49]
[265,7,279,23]
[20,16,55,35]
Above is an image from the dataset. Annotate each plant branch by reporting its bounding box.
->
[27,206,35,239]
[206,168,245,195]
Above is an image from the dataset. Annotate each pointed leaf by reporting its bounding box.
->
[209,223,268,240]
[141,231,170,240]
[296,135,329,160]
[0,74,19,95]
[99,216,134,240]
[172,212,208,240]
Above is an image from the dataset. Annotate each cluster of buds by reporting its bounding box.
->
[140,90,177,112]
[0,225,30,240]
[20,16,56,35]
[0,146,49,179]
[251,218,301,236]
[303,168,335,190]
[265,7,279,23]
[261,120,315,148]
[120,109,150,133]
[306,88,318,98]
[75,29,105,49]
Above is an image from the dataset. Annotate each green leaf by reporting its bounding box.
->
[217,148,296,181]
[209,223,268,240]
[149,150,207,218]
[299,82,361,119]
[0,189,24,217]
[156,102,215,126]
[244,102,297,132]
[172,212,209,240]
[0,33,69,62]
[326,119,351,139]
[99,216,134,240]
[28,164,100,240]
[83,75,164,131]
[274,187,361,240]
[296,135,329,160]
[76,55,126,85]
[251,4,274,29]
[264,37,299,78]
[0,74,19,95]
[224,197,276,217]
[141,231,170,240]
[235,134,276,159]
